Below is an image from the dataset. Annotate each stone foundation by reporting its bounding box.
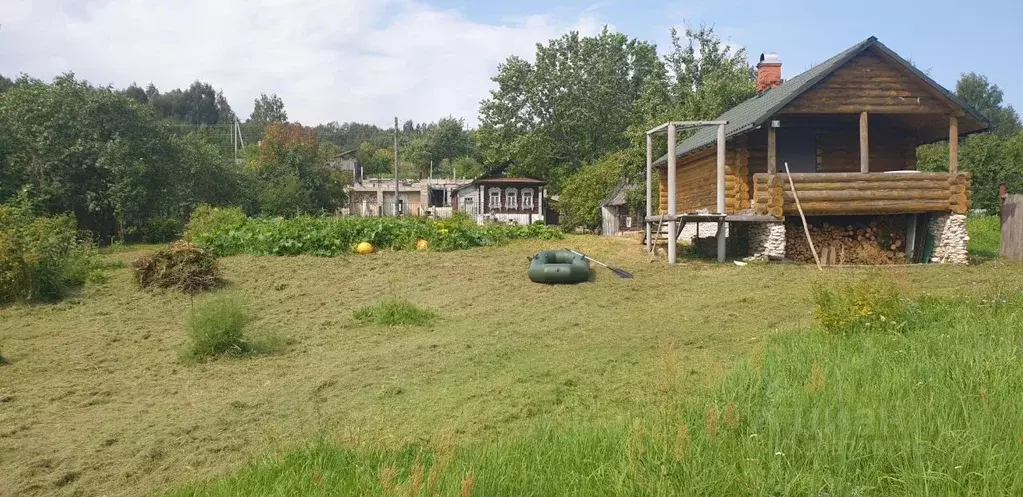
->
[928,214,969,264]
[678,221,726,243]
[745,223,786,262]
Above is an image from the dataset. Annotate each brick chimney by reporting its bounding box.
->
[756,52,782,93]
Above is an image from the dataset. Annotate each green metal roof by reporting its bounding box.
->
[653,36,989,167]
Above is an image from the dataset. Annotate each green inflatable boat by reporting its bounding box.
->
[528,250,591,283]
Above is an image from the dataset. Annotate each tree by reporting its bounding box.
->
[956,72,1021,136]
[918,72,1023,211]
[250,93,288,125]
[558,151,630,229]
[1,74,17,93]
[246,122,345,216]
[478,27,661,190]
[0,73,180,240]
[661,24,756,122]
[123,83,148,104]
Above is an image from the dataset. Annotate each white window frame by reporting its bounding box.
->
[488,187,501,209]
[521,188,534,210]
[505,188,518,210]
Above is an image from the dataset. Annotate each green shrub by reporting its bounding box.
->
[138,217,184,244]
[184,296,250,360]
[191,214,563,257]
[812,274,906,334]
[183,204,248,242]
[0,204,95,304]
[183,296,283,362]
[133,241,221,294]
[353,298,435,326]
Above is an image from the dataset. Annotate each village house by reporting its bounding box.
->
[647,36,988,265]
[453,162,547,224]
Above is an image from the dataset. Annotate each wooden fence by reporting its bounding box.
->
[1002,195,1023,260]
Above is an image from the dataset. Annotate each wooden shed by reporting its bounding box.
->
[599,181,643,236]
[647,36,989,264]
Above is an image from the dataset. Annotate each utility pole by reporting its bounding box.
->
[393,117,399,216]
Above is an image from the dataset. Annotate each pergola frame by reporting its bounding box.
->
[645,121,729,264]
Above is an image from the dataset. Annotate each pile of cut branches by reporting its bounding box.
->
[133,241,220,293]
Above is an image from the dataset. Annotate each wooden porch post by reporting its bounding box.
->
[645,133,653,254]
[949,116,959,175]
[667,124,678,265]
[716,123,727,262]
[767,125,777,174]
[859,111,869,173]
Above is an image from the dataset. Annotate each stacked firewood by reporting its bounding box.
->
[785,217,908,265]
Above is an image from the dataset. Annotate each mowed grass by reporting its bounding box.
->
[168,292,1023,496]
[1,234,1021,496]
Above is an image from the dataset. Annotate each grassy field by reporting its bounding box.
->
[1,233,1021,496]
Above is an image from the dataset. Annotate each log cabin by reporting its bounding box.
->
[647,36,989,264]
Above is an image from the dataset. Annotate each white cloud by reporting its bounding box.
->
[0,0,604,126]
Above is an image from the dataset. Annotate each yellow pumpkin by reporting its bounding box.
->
[416,239,429,251]
[355,241,374,254]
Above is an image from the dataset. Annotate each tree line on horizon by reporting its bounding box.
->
[1,23,1020,239]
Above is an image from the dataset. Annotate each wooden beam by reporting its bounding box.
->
[767,125,777,174]
[667,124,677,264]
[949,115,959,175]
[859,111,869,173]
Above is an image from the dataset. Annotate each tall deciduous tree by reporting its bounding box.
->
[956,72,1021,136]
[250,93,288,125]
[478,27,660,190]
[918,72,1023,211]
[0,73,180,239]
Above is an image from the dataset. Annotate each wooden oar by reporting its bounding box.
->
[565,249,634,279]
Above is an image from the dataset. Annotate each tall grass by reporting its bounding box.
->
[966,214,1001,259]
[168,289,1023,495]
[353,298,436,327]
[183,296,282,361]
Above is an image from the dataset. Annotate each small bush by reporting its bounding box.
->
[812,274,906,334]
[183,296,283,361]
[353,298,435,326]
[183,204,248,242]
[184,296,249,360]
[1,203,96,304]
[133,241,221,294]
[138,217,184,244]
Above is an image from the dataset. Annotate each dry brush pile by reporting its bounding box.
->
[132,241,221,293]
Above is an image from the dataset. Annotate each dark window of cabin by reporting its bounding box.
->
[778,127,817,173]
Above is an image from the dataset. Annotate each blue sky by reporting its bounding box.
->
[2,0,1019,125]
[449,0,1023,108]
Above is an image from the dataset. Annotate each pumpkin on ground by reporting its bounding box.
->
[355,242,374,254]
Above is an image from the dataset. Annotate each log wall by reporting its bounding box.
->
[657,146,750,214]
[753,172,971,217]
[782,49,952,115]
